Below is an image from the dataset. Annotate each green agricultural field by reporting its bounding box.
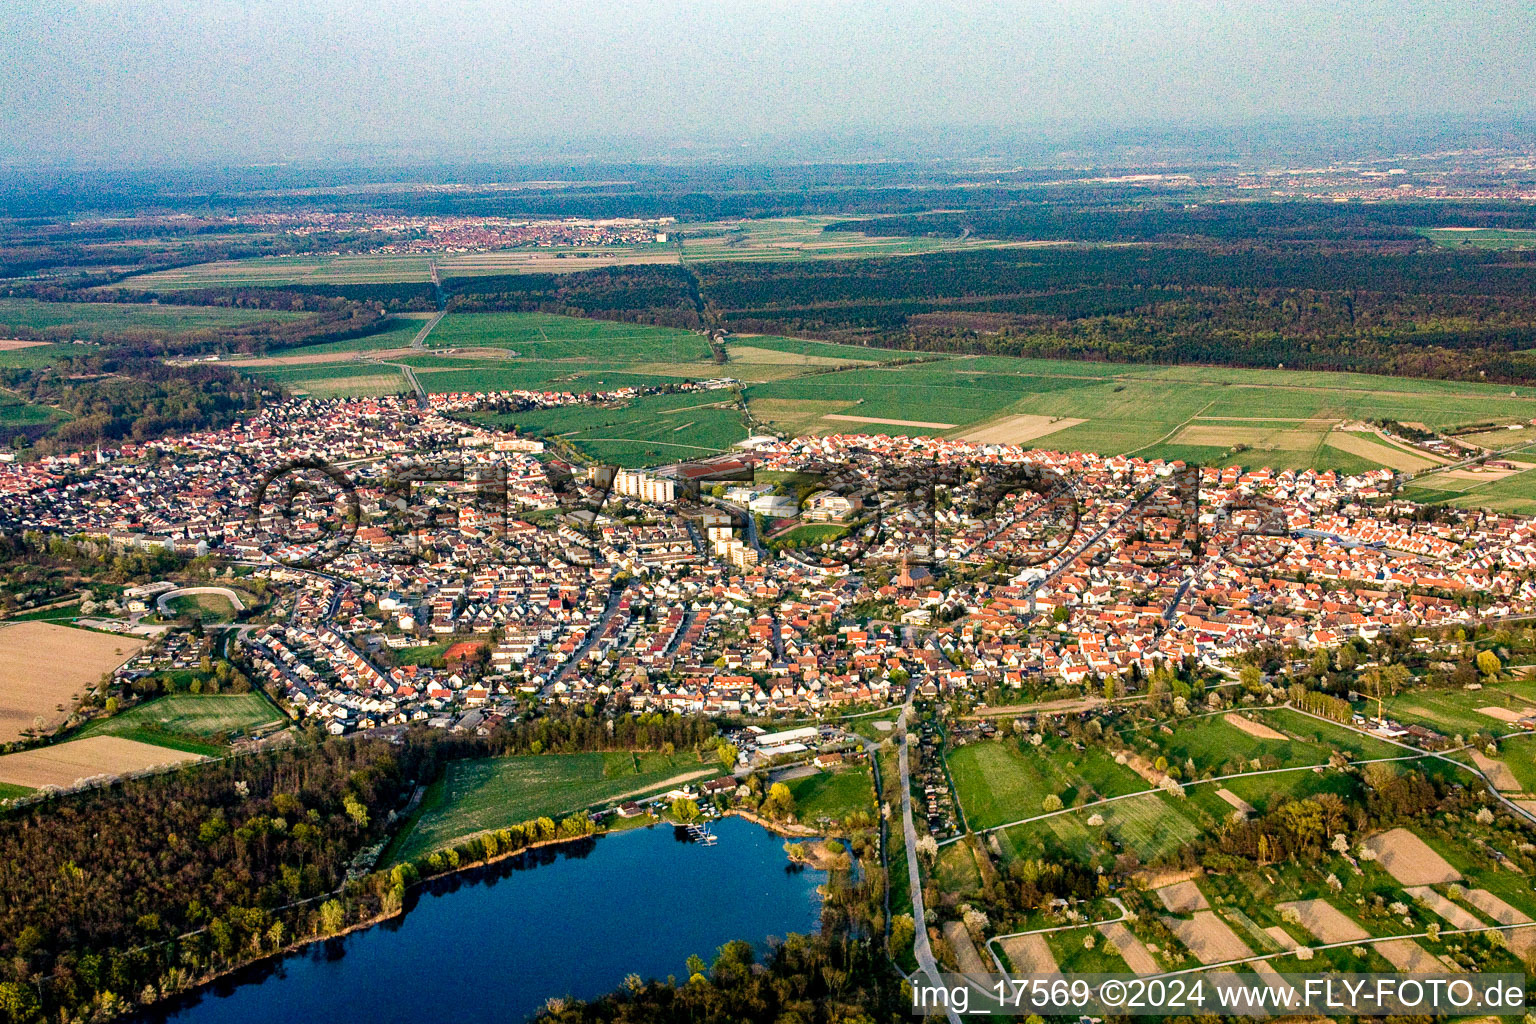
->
[947,739,1146,831]
[784,764,876,827]
[1146,713,1334,776]
[1494,735,1536,791]
[0,393,69,430]
[1204,765,1361,816]
[743,353,1536,484]
[429,312,712,363]
[997,790,1205,865]
[680,216,1034,263]
[0,298,306,339]
[392,750,721,861]
[269,316,430,355]
[1377,686,1536,739]
[1046,927,1133,974]
[76,693,284,744]
[467,388,748,466]
[1404,459,1536,514]
[118,254,439,288]
[0,342,99,369]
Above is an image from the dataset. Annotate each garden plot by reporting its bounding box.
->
[1471,750,1522,791]
[998,933,1059,974]
[942,920,991,978]
[1098,922,1159,974]
[1223,713,1289,741]
[1156,880,1210,913]
[1463,890,1536,956]
[1404,887,1485,930]
[1216,789,1256,816]
[1364,828,1462,885]
[1163,911,1253,964]
[1279,898,1448,973]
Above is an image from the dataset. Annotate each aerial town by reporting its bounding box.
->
[5,387,1533,743]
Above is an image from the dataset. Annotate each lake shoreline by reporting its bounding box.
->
[135,815,829,1024]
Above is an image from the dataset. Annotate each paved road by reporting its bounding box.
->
[409,309,446,350]
[896,695,961,1024]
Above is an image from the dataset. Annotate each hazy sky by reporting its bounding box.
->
[2,0,1534,165]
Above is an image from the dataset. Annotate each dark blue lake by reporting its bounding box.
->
[145,816,825,1024]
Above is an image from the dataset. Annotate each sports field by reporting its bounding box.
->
[391,750,722,861]
[76,693,284,743]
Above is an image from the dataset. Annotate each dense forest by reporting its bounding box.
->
[0,739,414,1024]
[443,265,701,328]
[693,245,1536,384]
[0,359,271,452]
[829,199,1536,246]
[532,933,905,1024]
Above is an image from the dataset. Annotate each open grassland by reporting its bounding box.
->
[0,393,69,430]
[1139,713,1335,776]
[0,735,203,790]
[785,764,876,827]
[0,298,306,338]
[76,694,283,743]
[391,750,721,861]
[0,622,144,743]
[947,739,1146,831]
